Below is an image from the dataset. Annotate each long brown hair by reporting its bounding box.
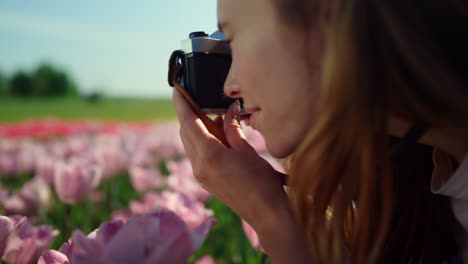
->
[273,0,468,263]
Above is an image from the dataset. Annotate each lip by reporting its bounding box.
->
[243,106,261,114]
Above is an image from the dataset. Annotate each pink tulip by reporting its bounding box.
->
[48,142,68,161]
[195,256,216,264]
[114,191,213,229]
[242,220,264,252]
[0,216,29,260]
[2,178,51,217]
[2,215,58,264]
[64,135,90,154]
[111,209,132,223]
[158,192,213,229]
[127,192,160,216]
[110,193,157,223]
[16,145,35,174]
[157,145,180,160]
[151,123,184,159]
[0,139,19,154]
[167,158,193,177]
[167,176,211,202]
[130,150,159,168]
[43,209,216,264]
[92,146,128,179]
[0,191,8,204]
[37,250,69,264]
[0,154,16,176]
[0,140,18,176]
[35,157,56,185]
[167,159,210,202]
[0,216,16,258]
[54,162,101,204]
[129,166,165,193]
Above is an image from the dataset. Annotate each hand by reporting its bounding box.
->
[172,88,288,228]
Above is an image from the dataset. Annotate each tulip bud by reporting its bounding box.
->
[54,161,101,205]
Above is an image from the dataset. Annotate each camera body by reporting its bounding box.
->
[173,31,235,115]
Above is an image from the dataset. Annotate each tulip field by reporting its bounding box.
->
[0,118,281,264]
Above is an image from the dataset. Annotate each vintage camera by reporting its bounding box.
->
[169,31,239,115]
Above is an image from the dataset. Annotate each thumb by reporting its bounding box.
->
[224,100,255,152]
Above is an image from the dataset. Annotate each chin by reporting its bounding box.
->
[265,138,296,159]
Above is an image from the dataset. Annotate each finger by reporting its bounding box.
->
[214,115,224,131]
[240,114,250,121]
[179,128,196,158]
[223,100,255,153]
[172,88,221,147]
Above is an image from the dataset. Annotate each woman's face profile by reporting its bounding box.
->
[218,0,325,158]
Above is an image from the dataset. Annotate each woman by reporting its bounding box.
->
[173,0,468,263]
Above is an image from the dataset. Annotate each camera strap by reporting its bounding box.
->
[168,50,231,148]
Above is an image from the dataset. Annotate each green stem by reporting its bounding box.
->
[62,204,72,242]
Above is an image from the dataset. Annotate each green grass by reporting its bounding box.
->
[0,97,177,122]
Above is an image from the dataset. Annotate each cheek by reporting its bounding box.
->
[230,30,323,158]
[261,99,315,159]
[262,123,303,158]
[260,64,321,158]
[230,38,273,99]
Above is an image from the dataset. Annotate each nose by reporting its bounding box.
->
[224,69,241,99]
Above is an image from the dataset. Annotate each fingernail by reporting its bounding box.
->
[234,100,241,120]
[232,100,241,127]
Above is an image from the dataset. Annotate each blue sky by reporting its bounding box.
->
[0,0,218,98]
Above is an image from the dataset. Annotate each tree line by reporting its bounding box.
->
[0,63,79,98]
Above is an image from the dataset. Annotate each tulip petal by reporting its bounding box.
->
[58,242,72,257]
[146,230,193,264]
[96,220,124,244]
[0,216,14,257]
[130,167,164,193]
[54,163,74,204]
[242,220,264,252]
[101,215,157,264]
[148,209,188,241]
[38,250,69,264]
[3,237,37,264]
[71,230,102,259]
[146,211,216,264]
[195,256,216,264]
[0,216,13,239]
[191,218,217,248]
